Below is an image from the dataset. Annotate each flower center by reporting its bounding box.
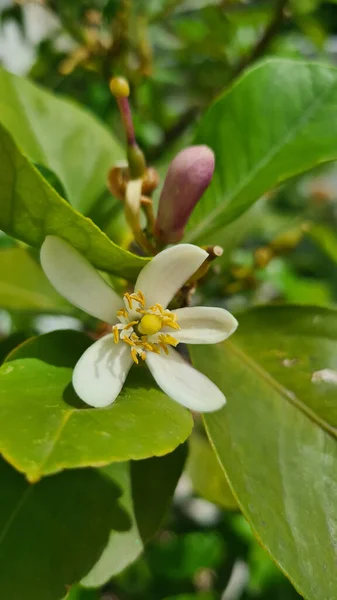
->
[112,290,180,364]
[138,314,162,335]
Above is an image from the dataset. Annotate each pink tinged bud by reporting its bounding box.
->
[155,145,215,244]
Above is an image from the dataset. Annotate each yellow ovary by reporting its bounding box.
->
[112,290,180,363]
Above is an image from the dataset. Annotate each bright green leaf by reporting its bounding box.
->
[0,330,193,481]
[187,432,237,510]
[190,306,337,600]
[0,124,148,279]
[0,447,185,600]
[0,246,70,312]
[0,67,122,214]
[186,59,337,244]
[65,588,99,600]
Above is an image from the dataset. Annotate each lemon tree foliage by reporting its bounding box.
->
[190,306,337,600]
[0,330,193,480]
[1,40,337,600]
[0,445,186,600]
[0,125,147,279]
[187,60,337,245]
[0,67,122,214]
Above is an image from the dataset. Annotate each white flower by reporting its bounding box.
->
[40,236,238,412]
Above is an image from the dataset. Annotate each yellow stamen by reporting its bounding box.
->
[159,342,169,355]
[117,308,128,318]
[160,333,178,347]
[141,351,146,360]
[124,293,133,309]
[124,320,138,330]
[131,348,139,364]
[113,327,119,343]
[123,337,136,346]
[138,314,162,335]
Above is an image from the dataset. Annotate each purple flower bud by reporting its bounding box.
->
[155,145,215,244]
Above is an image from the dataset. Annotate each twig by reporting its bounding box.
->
[232,0,288,80]
[146,106,199,163]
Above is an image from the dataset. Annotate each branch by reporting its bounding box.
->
[232,0,288,80]
[146,106,199,163]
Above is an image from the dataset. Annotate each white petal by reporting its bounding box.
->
[126,179,142,217]
[135,244,208,309]
[40,236,123,323]
[170,306,238,344]
[73,335,133,408]
[146,346,225,412]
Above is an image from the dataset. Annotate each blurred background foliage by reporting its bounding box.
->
[2,0,337,598]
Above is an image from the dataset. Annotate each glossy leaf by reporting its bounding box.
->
[0,124,148,279]
[187,432,237,510]
[0,330,193,481]
[83,445,186,587]
[0,67,122,214]
[0,448,185,600]
[186,59,337,244]
[0,246,70,312]
[190,306,337,600]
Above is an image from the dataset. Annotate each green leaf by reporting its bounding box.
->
[190,306,337,600]
[187,432,237,510]
[186,59,337,244]
[0,330,193,481]
[0,67,122,214]
[82,445,186,587]
[0,124,148,279]
[0,458,130,600]
[0,448,185,600]
[0,246,70,312]
[146,531,225,581]
[0,332,27,365]
[307,224,337,265]
[65,588,99,600]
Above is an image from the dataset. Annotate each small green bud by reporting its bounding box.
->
[127,144,146,179]
[109,76,130,98]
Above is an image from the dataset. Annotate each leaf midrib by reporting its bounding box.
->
[227,339,337,440]
[186,64,337,242]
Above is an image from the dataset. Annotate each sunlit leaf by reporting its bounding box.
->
[0,124,148,279]
[0,67,122,214]
[0,330,193,481]
[186,59,337,244]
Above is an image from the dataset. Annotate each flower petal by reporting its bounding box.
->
[169,306,238,344]
[40,236,123,323]
[73,335,133,407]
[146,346,225,412]
[135,244,208,308]
[126,179,142,217]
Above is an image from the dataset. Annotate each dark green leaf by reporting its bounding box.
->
[190,306,337,600]
[82,444,186,587]
[0,459,130,600]
[0,447,185,600]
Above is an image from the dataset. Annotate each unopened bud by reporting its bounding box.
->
[154,145,215,244]
[109,76,130,98]
[127,144,146,179]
